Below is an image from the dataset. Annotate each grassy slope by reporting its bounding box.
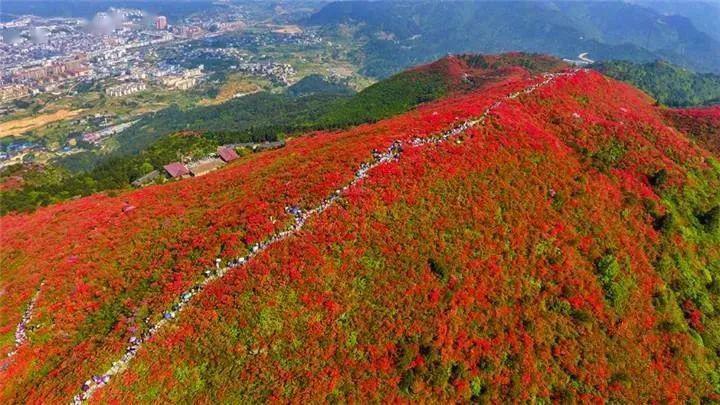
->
[1,69,719,402]
[318,53,567,128]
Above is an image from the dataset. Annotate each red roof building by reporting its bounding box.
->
[217,146,239,162]
[163,162,189,178]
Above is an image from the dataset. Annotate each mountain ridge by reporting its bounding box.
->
[307,0,720,76]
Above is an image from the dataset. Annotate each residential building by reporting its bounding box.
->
[155,16,168,30]
[131,170,160,187]
[217,146,239,162]
[189,158,225,177]
[163,162,190,178]
[105,82,146,97]
[0,84,30,102]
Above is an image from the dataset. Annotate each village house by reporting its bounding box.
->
[131,170,160,187]
[231,140,286,153]
[251,140,286,152]
[163,162,190,178]
[188,158,225,177]
[105,82,147,97]
[217,146,239,162]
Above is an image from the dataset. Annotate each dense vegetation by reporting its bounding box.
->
[3,56,542,214]
[1,78,352,214]
[319,53,566,127]
[59,92,351,173]
[663,106,720,155]
[595,61,720,107]
[0,133,246,214]
[1,62,719,403]
[317,64,449,127]
[285,74,355,98]
[309,0,720,77]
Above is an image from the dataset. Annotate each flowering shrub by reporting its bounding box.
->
[662,106,720,156]
[1,64,719,403]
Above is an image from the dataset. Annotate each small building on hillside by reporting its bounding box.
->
[189,158,225,177]
[231,140,286,153]
[217,146,239,162]
[131,170,160,187]
[251,140,286,152]
[163,162,190,178]
[105,82,147,97]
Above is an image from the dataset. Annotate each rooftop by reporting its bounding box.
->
[217,146,239,162]
[188,158,225,176]
[163,162,189,178]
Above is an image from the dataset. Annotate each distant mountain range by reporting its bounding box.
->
[306,0,720,76]
[629,0,720,41]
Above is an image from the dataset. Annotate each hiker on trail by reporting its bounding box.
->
[121,201,136,213]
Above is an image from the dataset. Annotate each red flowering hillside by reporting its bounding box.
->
[1,59,719,403]
[663,106,720,156]
[409,53,568,92]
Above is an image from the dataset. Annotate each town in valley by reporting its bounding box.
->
[0,2,360,168]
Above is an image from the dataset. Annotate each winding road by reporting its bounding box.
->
[578,52,594,64]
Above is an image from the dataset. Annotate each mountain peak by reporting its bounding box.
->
[409,53,568,92]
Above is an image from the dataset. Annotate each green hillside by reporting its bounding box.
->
[595,60,720,107]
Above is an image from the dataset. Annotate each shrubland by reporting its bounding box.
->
[1,57,718,403]
[1,54,563,215]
